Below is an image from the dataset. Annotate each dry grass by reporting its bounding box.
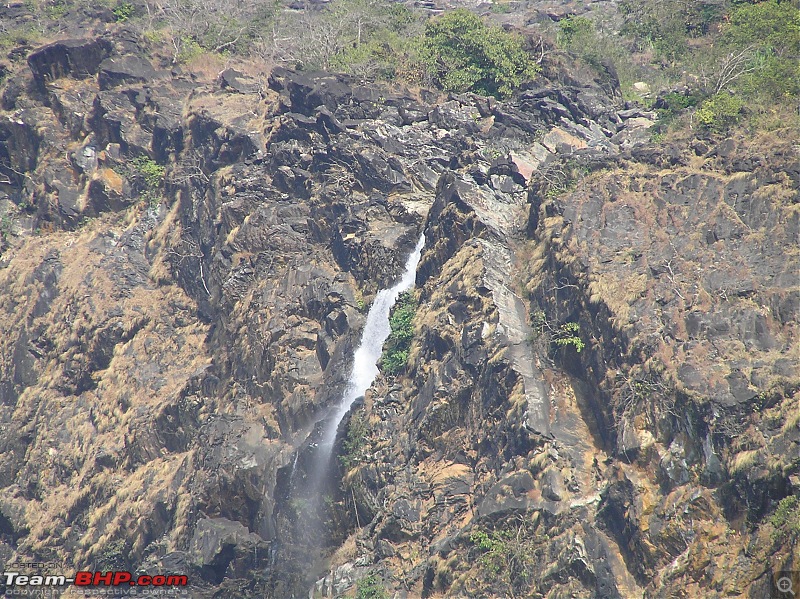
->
[0,212,210,570]
[729,450,759,475]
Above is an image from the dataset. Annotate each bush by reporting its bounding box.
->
[557,15,594,48]
[355,574,388,599]
[380,291,416,375]
[112,1,134,22]
[771,496,800,540]
[131,156,165,207]
[719,0,800,99]
[695,92,745,131]
[553,322,585,353]
[339,410,369,471]
[468,519,538,596]
[419,9,537,98]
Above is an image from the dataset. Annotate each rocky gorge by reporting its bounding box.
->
[0,10,797,599]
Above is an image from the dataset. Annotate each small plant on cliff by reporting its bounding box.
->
[112,1,134,22]
[553,322,585,353]
[380,291,416,375]
[771,496,800,540]
[98,539,129,570]
[0,214,12,241]
[131,156,165,208]
[468,518,538,595]
[339,410,369,471]
[355,574,388,599]
[695,92,745,132]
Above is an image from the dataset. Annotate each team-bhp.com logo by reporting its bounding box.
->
[4,571,188,593]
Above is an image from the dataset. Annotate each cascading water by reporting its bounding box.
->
[272,233,427,595]
[314,232,426,473]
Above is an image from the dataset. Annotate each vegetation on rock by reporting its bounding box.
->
[380,291,416,375]
[355,574,388,599]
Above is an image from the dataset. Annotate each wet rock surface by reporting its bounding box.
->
[0,22,796,599]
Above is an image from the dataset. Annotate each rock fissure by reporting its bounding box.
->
[0,23,795,599]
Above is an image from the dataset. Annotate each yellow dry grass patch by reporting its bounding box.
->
[729,450,759,475]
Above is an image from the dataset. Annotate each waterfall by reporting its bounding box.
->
[276,233,426,595]
[316,232,426,466]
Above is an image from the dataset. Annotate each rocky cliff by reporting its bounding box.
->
[0,18,797,599]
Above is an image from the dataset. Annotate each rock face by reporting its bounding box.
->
[0,27,797,599]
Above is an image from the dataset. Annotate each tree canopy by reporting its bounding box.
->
[419,9,538,98]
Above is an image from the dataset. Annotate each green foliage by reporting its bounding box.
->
[553,322,585,353]
[330,27,418,81]
[489,2,513,14]
[771,496,800,540]
[659,92,698,113]
[619,0,690,62]
[469,529,505,553]
[355,574,388,599]
[695,92,745,131]
[555,14,647,94]
[419,9,538,98]
[112,1,134,22]
[131,156,165,208]
[176,36,204,63]
[720,0,800,99]
[468,520,538,595]
[99,539,128,570]
[132,156,165,189]
[339,410,369,471]
[557,16,594,48]
[0,23,41,51]
[43,0,68,20]
[0,214,12,241]
[380,291,416,375]
[286,0,421,78]
[723,0,800,56]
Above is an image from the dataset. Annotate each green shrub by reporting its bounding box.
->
[553,322,585,353]
[355,574,388,599]
[720,0,800,99]
[618,0,722,62]
[468,520,538,595]
[771,496,800,540]
[695,92,745,131]
[176,36,204,63]
[419,9,538,98]
[0,214,12,241]
[112,1,134,22]
[380,291,416,375]
[557,16,594,48]
[489,2,512,14]
[131,156,165,207]
[339,410,369,471]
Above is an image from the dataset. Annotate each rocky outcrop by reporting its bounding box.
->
[0,23,796,599]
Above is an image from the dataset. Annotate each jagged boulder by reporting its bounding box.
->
[27,38,112,91]
[97,55,158,90]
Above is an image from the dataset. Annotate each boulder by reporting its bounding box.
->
[218,68,260,94]
[28,38,112,91]
[98,55,158,90]
[190,518,265,583]
[542,126,588,154]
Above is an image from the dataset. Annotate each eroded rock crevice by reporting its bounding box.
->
[0,23,796,599]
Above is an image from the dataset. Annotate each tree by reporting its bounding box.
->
[718,0,800,98]
[419,9,537,98]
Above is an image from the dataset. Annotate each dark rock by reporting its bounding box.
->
[28,38,112,91]
[190,518,265,584]
[98,55,158,90]
[218,68,259,94]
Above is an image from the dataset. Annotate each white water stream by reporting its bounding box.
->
[315,233,425,465]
